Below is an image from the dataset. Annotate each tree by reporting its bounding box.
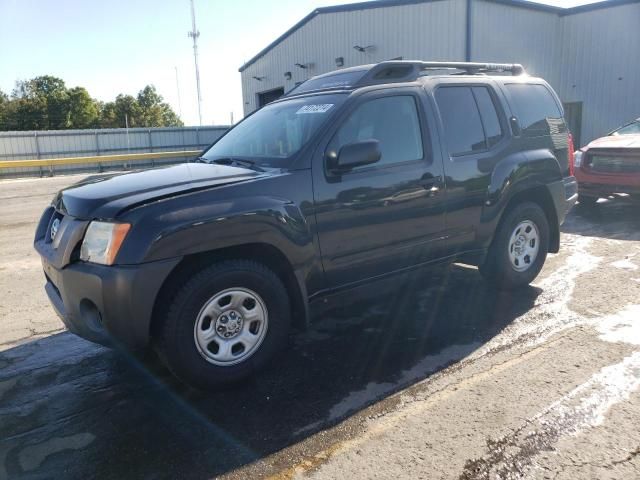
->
[12,75,70,129]
[3,95,48,131]
[0,90,7,130]
[115,94,142,128]
[137,85,183,127]
[67,87,99,129]
[0,77,183,131]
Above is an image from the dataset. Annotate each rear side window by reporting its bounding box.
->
[505,84,562,137]
[435,86,503,156]
[435,87,485,156]
[328,95,424,168]
[472,87,503,148]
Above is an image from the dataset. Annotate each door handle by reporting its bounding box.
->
[418,176,442,195]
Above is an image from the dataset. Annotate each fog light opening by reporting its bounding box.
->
[79,299,104,333]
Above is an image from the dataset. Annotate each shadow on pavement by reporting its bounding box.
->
[0,265,541,479]
[563,196,640,241]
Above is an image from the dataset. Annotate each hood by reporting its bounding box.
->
[585,134,640,150]
[53,163,263,218]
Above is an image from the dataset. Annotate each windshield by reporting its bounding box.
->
[200,94,347,167]
[611,119,640,136]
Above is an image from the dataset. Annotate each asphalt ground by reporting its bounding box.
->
[1,174,639,480]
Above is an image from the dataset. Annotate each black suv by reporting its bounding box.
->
[35,61,578,389]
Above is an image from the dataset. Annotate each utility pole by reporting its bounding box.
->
[188,0,203,126]
[174,66,183,120]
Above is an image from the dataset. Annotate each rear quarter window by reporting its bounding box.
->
[505,84,563,137]
[435,85,504,157]
[435,87,486,156]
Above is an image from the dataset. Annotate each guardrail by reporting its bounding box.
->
[0,150,200,169]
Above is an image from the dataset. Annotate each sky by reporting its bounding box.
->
[0,0,601,126]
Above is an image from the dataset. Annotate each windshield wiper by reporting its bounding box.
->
[193,156,264,171]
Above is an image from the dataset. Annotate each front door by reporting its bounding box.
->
[312,88,447,288]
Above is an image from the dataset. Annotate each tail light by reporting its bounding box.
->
[568,132,575,176]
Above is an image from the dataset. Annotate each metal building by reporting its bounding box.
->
[239,0,640,146]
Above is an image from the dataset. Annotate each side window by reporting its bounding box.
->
[435,87,486,156]
[472,87,503,148]
[505,84,562,137]
[328,95,424,168]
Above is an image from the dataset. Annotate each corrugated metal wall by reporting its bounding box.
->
[0,126,229,177]
[470,2,561,87]
[241,0,466,113]
[241,0,640,146]
[556,3,640,144]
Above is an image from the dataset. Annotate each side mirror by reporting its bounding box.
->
[327,140,382,174]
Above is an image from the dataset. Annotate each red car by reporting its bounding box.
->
[574,118,640,206]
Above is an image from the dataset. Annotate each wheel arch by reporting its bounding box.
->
[495,186,560,254]
[149,242,309,342]
[481,150,563,254]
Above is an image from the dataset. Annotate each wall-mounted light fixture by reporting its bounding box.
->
[335,57,344,67]
[295,63,308,69]
[353,45,374,53]
[252,76,265,81]
[284,71,292,80]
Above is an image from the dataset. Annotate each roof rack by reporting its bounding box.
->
[284,60,527,98]
[354,60,526,87]
[416,61,525,75]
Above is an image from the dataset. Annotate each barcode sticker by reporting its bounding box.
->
[296,104,334,114]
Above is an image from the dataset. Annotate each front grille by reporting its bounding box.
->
[46,211,65,244]
[586,149,640,174]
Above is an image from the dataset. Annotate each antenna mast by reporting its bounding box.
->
[188,0,203,125]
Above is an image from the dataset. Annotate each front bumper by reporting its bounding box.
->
[578,182,640,197]
[576,164,640,197]
[34,206,181,350]
[41,256,180,349]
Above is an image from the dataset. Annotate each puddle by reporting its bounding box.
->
[294,343,478,436]
[18,432,96,472]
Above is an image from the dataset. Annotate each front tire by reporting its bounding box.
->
[480,202,549,289]
[155,260,291,390]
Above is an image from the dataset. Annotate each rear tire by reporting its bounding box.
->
[480,202,549,290]
[578,194,598,207]
[155,260,291,390]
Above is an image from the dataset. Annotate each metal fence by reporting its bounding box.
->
[0,125,229,178]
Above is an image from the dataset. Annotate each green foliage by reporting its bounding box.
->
[0,76,183,131]
[0,90,8,129]
[67,87,99,129]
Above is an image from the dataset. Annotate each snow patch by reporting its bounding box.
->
[535,351,640,434]
[596,304,640,346]
[473,235,601,357]
[610,259,639,271]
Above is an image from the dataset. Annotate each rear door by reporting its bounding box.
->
[312,87,447,288]
[431,81,511,254]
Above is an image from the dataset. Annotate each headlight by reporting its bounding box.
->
[574,150,583,167]
[80,221,131,265]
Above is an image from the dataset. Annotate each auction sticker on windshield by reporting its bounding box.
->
[296,104,334,114]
